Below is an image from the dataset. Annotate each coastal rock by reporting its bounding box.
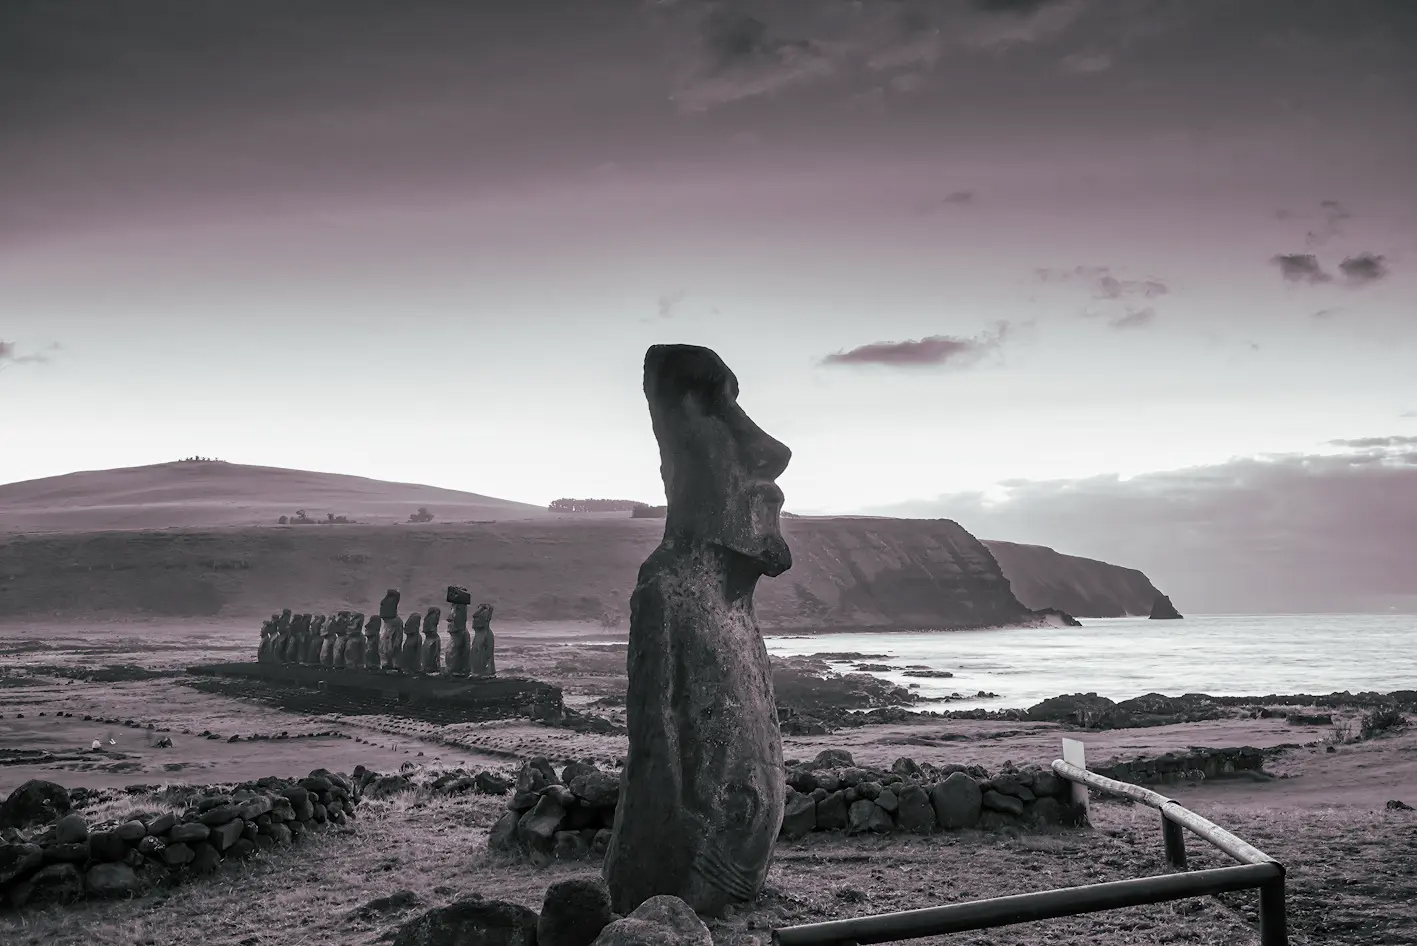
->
[603,345,792,918]
[1149,594,1183,620]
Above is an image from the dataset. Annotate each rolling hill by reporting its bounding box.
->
[0,462,1173,624]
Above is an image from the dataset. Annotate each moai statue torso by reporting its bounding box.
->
[400,612,423,673]
[378,590,402,671]
[603,344,792,918]
[309,615,327,664]
[470,604,496,676]
[304,615,324,664]
[421,607,442,673]
[291,613,311,664]
[363,615,383,671]
[445,587,471,676]
[345,612,366,670]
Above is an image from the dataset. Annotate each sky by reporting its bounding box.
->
[2,0,1416,611]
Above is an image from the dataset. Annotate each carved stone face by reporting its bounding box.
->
[472,604,494,630]
[644,345,792,577]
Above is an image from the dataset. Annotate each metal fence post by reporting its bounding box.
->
[1162,814,1188,870]
[1259,869,1288,946]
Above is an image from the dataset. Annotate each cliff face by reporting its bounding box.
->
[983,540,1162,618]
[0,517,1037,630]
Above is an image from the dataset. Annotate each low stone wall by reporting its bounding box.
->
[1091,746,1268,786]
[487,749,1088,865]
[0,770,361,910]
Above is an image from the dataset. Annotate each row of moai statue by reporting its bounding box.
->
[255,586,495,677]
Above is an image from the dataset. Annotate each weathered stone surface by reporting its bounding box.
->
[518,794,567,854]
[0,779,72,830]
[894,784,935,833]
[382,615,405,671]
[146,812,177,836]
[470,603,497,676]
[0,842,43,885]
[604,345,793,919]
[170,822,211,843]
[447,585,472,606]
[982,790,1025,816]
[210,818,245,851]
[44,841,90,863]
[780,791,816,839]
[28,862,83,904]
[54,814,89,844]
[590,895,713,946]
[540,876,614,946]
[815,791,848,830]
[1149,594,1183,620]
[846,799,893,834]
[89,829,128,862]
[86,862,143,898]
[389,897,539,946]
[199,804,238,826]
[813,749,854,769]
[488,811,522,854]
[116,820,147,842]
[930,773,982,830]
[162,842,195,866]
[190,841,221,873]
[346,613,367,669]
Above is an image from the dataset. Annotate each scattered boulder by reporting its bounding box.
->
[539,876,615,946]
[389,897,539,946]
[930,773,982,830]
[0,780,71,830]
[590,895,712,946]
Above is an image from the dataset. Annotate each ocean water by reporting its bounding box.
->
[763,614,1417,711]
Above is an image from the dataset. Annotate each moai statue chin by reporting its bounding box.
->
[603,344,793,918]
[470,603,496,677]
[421,607,442,674]
[400,612,423,674]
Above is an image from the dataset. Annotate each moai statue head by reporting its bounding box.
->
[278,609,293,631]
[365,615,382,638]
[644,344,792,578]
[472,603,494,630]
[349,611,365,635]
[405,612,422,635]
[379,589,401,620]
[311,614,327,636]
[424,606,441,632]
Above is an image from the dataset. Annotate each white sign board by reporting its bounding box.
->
[1062,737,1089,814]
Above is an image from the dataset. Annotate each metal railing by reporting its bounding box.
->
[772,740,1288,946]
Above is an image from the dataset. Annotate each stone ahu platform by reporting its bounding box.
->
[185,663,563,722]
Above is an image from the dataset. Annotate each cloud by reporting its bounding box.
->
[1271,253,1332,284]
[1059,51,1111,73]
[1305,199,1352,248]
[820,322,1013,369]
[972,0,1071,14]
[656,289,686,319]
[1037,265,1170,299]
[1338,252,1389,287]
[1108,306,1156,330]
[0,340,58,372]
[666,10,839,112]
[1328,436,1417,448]
[1311,307,1343,319]
[865,439,1417,614]
[962,0,1088,49]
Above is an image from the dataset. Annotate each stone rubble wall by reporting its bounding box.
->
[0,769,361,911]
[1091,746,1268,786]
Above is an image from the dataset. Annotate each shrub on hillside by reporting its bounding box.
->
[408,507,435,523]
[1360,706,1408,740]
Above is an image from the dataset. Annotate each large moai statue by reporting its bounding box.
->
[445,586,471,676]
[363,615,383,671]
[257,619,275,663]
[309,615,327,664]
[421,607,442,674]
[470,603,496,677]
[379,590,403,672]
[345,612,366,670]
[275,609,294,663]
[400,612,424,673]
[319,616,338,667]
[289,613,309,665]
[602,344,794,918]
[303,615,324,665]
[331,613,349,669]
